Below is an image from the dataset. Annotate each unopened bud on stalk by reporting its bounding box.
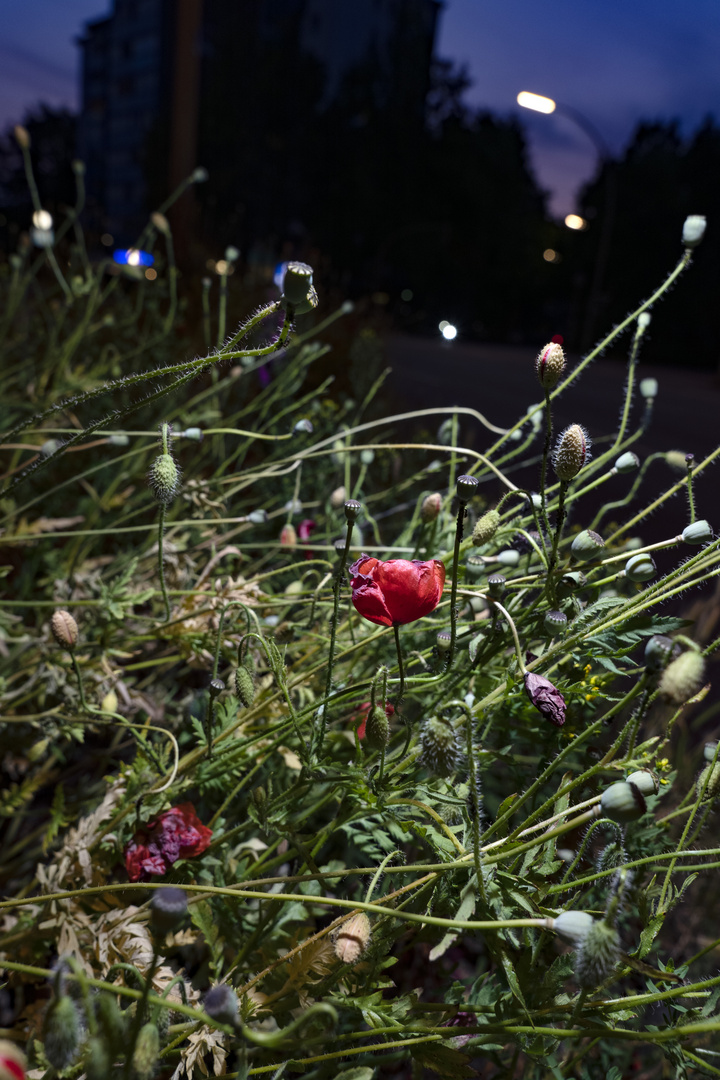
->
[43,996,80,1071]
[571,529,605,562]
[626,770,659,796]
[334,912,371,963]
[553,424,591,481]
[614,452,639,474]
[280,524,297,547]
[682,519,713,545]
[487,573,506,598]
[682,214,707,248]
[624,552,656,582]
[203,985,239,1026]
[456,474,479,501]
[282,261,314,305]
[472,509,500,545]
[637,312,652,329]
[150,211,170,235]
[601,781,647,824]
[644,634,674,671]
[421,492,442,523]
[640,377,658,400]
[551,910,594,945]
[420,717,462,777]
[365,706,390,749]
[575,919,620,988]
[151,887,188,934]
[330,485,347,509]
[665,450,687,472]
[149,452,180,504]
[658,648,705,705]
[14,125,30,148]
[697,762,720,798]
[535,341,566,389]
[192,166,209,183]
[50,610,78,650]
[235,665,255,708]
[133,1023,159,1080]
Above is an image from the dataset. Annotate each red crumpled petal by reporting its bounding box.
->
[349,555,445,627]
[124,803,212,881]
[524,672,566,727]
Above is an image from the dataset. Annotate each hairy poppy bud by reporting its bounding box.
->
[601,781,646,824]
[149,452,180,504]
[535,341,566,389]
[364,705,390,749]
[624,552,656,582]
[658,649,705,705]
[682,519,713,545]
[614,452,639,474]
[553,424,591,482]
[95,993,126,1053]
[456,474,479,501]
[282,261,314,305]
[50,610,78,650]
[575,920,620,987]
[571,529,605,563]
[204,985,238,1026]
[43,996,80,1071]
[472,510,500,545]
[543,610,567,636]
[551,910,593,945]
[697,762,720,798]
[487,573,506,598]
[151,887,188,934]
[235,665,255,708]
[420,717,462,777]
[682,215,707,248]
[334,912,371,963]
[85,1038,110,1080]
[644,635,674,671]
[626,770,659,796]
[421,492,442,523]
[133,1023,159,1080]
[344,499,362,523]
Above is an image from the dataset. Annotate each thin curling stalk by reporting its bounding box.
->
[447,475,478,669]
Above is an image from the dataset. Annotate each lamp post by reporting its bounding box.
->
[517,91,617,351]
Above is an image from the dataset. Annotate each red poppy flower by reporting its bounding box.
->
[298,518,317,559]
[124,803,213,882]
[354,700,395,740]
[348,555,445,627]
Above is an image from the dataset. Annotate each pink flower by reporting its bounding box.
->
[524,672,566,727]
[348,555,445,628]
[124,803,213,882]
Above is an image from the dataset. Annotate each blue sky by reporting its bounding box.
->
[1,0,719,217]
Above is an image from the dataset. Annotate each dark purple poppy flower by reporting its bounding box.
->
[524,672,566,727]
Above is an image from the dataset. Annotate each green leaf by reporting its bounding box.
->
[335,1070,375,1080]
[429,880,476,960]
[411,1042,476,1078]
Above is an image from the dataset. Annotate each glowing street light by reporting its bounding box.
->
[565,214,587,231]
[517,91,556,115]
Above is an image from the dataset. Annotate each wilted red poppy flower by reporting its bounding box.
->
[124,803,212,882]
[354,700,395,740]
[298,518,317,559]
[524,672,566,727]
[348,555,445,628]
[0,1040,26,1080]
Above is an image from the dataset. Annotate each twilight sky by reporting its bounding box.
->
[1,0,719,217]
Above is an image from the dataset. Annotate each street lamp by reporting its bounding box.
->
[517,91,617,350]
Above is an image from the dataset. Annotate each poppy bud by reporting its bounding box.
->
[151,887,188,934]
[624,552,656,582]
[487,573,506,598]
[601,781,646,824]
[85,1038,110,1080]
[637,311,651,329]
[420,717,462,777]
[535,341,566,389]
[597,838,627,874]
[0,1040,26,1080]
[704,741,718,762]
[681,519,713,545]
[95,993,126,1053]
[665,450,687,472]
[644,634,674,671]
[248,509,268,524]
[204,985,239,1026]
[330,485,347,509]
[640,378,658,400]
[551,910,593,945]
[133,1023,159,1080]
[183,427,204,442]
[465,554,485,579]
[51,610,78,650]
[421,492,442,523]
[280,523,297,547]
[472,510,500,545]
[360,449,375,464]
[43,996,80,1071]
[571,529,605,563]
[575,920,620,987]
[543,610,567,636]
[553,424,591,482]
[436,629,452,652]
[682,215,707,248]
[293,418,314,434]
[333,912,371,963]
[149,452,180,504]
[192,166,209,183]
[614,452,639,474]
[344,499,362,523]
[456,474,479,501]
[362,706,389,749]
[14,125,30,148]
[282,261,314,305]
[235,665,255,708]
[151,211,170,235]
[625,770,659,796]
[496,549,520,567]
[658,649,705,705]
[697,762,720,798]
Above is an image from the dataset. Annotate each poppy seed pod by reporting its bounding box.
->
[472,509,500,545]
[344,499,362,523]
[43,996,80,1071]
[348,555,445,627]
[334,912,371,963]
[465,554,485,579]
[553,424,591,482]
[543,610,567,636]
[436,629,452,652]
[364,705,391,749]
[421,492,442,523]
[204,985,239,1027]
[658,649,705,705]
[551,910,594,945]
[487,573,506,598]
[637,311,651,329]
[149,452,180,504]
[639,377,658,400]
[535,341,566,389]
[456,474,479,501]
[151,887,188,934]
[496,549,520,567]
[557,570,587,596]
[420,717,462,777]
[575,920,620,988]
[626,770,659,796]
[624,552,657,582]
[682,215,707,248]
[281,261,314,305]
[571,529,605,563]
[50,610,78,650]
[682,519,713,545]
[601,781,647,824]
[644,634,674,671]
[614,451,640,474]
[293,284,319,314]
[133,1023,159,1080]
[235,665,255,708]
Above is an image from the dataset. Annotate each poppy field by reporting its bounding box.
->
[1,146,720,1079]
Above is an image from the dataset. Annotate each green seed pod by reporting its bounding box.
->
[601,781,647,824]
[496,549,520,567]
[665,450,687,472]
[571,530,605,563]
[182,426,204,442]
[456,474,479,501]
[293,284,318,314]
[436,629,452,652]
[420,717,462,778]
[704,740,718,763]
[43,995,80,1071]
[85,1036,111,1080]
[543,610,567,636]
[682,519,713,544]
[344,499,362,523]
[151,887,188,935]
[644,634,674,671]
[557,570,587,596]
[95,992,126,1053]
[235,665,255,708]
[658,649,705,705]
[682,214,707,248]
[553,424,591,482]
[365,706,390,750]
[575,920,620,988]
[639,377,658,400]
[487,573,506,598]
[697,762,720,798]
[551,910,594,945]
[626,770,659,796]
[614,451,639,474]
[282,261,314,305]
[472,510,500,545]
[465,553,486,579]
[50,609,78,650]
[624,552,656,582]
[132,1022,159,1080]
[149,452,180,505]
[535,341,566,389]
[421,492,442,523]
[203,984,238,1027]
